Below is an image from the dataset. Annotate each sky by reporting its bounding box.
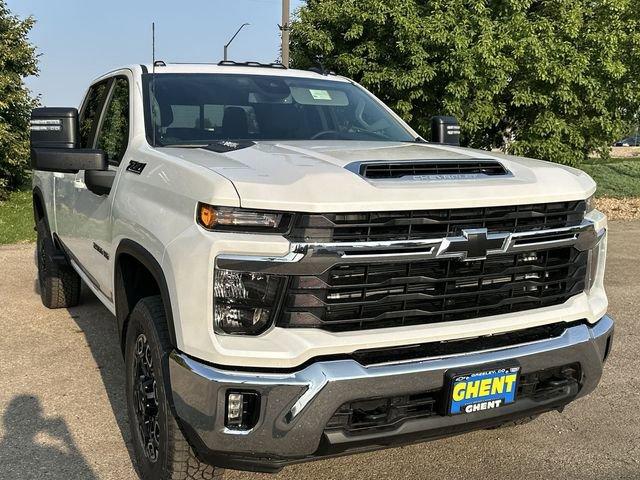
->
[9,0,305,107]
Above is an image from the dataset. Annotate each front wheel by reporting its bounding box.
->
[125,296,224,480]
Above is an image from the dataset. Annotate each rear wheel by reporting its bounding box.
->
[125,296,224,480]
[36,218,81,309]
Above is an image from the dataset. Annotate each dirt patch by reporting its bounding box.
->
[596,197,640,220]
[609,146,640,158]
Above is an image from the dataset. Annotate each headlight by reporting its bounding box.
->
[585,194,596,215]
[213,269,284,334]
[198,203,292,232]
[586,232,606,292]
[583,193,605,292]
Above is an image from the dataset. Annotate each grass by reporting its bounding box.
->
[0,188,35,245]
[579,157,640,198]
[0,156,638,245]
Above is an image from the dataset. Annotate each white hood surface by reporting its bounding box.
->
[163,141,595,212]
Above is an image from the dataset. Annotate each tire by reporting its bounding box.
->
[125,296,224,480]
[36,218,81,309]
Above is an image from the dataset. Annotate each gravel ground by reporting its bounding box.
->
[596,197,640,221]
[0,222,638,480]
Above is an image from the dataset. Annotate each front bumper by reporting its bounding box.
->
[168,315,614,473]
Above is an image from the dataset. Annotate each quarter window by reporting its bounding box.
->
[96,77,130,165]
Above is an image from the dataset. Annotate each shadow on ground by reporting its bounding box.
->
[32,279,137,475]
[0,394,98,479]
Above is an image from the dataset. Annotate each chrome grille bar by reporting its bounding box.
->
[216,220,603,276]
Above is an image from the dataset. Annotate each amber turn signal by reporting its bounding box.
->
[198,203,218,229]
[197,202,288,231]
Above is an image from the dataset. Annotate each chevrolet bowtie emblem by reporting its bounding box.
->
[438,228,510,261]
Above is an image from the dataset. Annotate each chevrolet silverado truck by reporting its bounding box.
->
[30,62,613,480]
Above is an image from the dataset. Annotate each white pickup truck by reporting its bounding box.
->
[31,62,613,480]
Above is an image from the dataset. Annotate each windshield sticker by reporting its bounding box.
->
[309,89,332,101]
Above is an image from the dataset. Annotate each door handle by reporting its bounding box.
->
[53,172,65,178]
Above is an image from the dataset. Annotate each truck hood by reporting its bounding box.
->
[161,141,596,211]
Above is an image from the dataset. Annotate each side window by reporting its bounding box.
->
[79,80,109,148]
[96,77,130,165]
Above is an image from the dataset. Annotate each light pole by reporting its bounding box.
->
[281,0,290,66]
[224,23,250,62]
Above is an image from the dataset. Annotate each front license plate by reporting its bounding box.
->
[449,366,520,415]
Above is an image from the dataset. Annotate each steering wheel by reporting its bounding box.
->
[310,130,342,140]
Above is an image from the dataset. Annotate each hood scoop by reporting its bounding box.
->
[352,160,509,180]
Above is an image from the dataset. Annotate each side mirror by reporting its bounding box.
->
[30,107,107,173]
[431,116,461,146]
[31,148,107,174]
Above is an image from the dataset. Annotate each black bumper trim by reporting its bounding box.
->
[185,398,574,473]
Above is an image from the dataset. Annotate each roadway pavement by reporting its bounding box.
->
[0,221,638,480]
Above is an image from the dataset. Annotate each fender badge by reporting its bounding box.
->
[126,160,146,174]
[92,242,110,260]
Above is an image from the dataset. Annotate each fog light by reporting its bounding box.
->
[227,393,244,426]
[225,391,260,430]
[214,269,283,335]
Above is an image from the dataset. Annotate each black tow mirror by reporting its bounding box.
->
[30,107,107,173]
[31,148,107,174]
[30,107,79,149]
[431,116,461,146]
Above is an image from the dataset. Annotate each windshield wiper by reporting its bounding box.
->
[159,144,209,148]
[203,140,256,153]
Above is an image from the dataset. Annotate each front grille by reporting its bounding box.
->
[351,321,580,366]
[359,160,508,179]
[286,201,586,243]
[280,247,587,332]
[326,392,438,435]
[325,364,581,436]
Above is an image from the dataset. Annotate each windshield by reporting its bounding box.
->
[143,73,415,146]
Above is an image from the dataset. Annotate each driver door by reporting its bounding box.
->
[54,79,109,251]
[64,75,131,300]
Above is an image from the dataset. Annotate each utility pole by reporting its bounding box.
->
[224,23,250,62]
[281,0,290,66]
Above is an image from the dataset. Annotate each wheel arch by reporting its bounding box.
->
[32,186,51,234]
[33,187,45,221]
[114,239,177,353]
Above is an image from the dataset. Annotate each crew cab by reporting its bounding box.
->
[30,62,613,480]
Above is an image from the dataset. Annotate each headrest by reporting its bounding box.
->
[222,106,248,138]
[159,102,174,127]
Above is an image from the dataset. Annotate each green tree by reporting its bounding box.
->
[0,0,38,195]
[291,0,640,165]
